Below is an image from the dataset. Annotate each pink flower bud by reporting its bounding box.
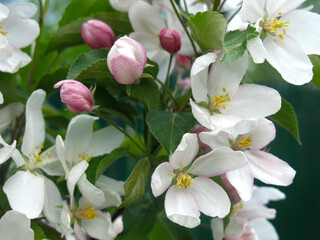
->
[159,28,181,53]
[107,36,147,85]
[81,19,115,49]
[54,80,94,113]
[178,77,191,94]
[176,54,192,68]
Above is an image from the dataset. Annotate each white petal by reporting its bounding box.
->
[59,201,72,235]
[11,149,25,167]
[0,48,31,73]
[0,102,24,133]
[21,89,46,156]
[199,131,230,150]
[65,114,97,165]
[224,84,281,118]
[170,133,199,170]
[179,0,208,15]
[129,32,160,59]
[151,162,175,197]
[189,177,231,218]
[43,177,62,224]
[247,218,279,240]
[0,91,3,104]
[77,174,105,206]
[113,215,123,234]
[165,185,200,228]
[0,4,9,20]
[0,43,12,60]
[248,118,276,150]
[246,150,296,186]
[152,48,174,82]
[129,1,166,35]
[3,171,44,219]
[87,126,124,157]
[0,210,34,240]
[96,175,125,196]
[226,166,254,201]
[247,37,267,63]
[264,35,313,85]
[240,0,265,23]
[191,52,217,102]
[55,135,69,174]
[190,99,216,130]
[238,204,276,220]
[266,0,306,18]
[74,221,86,240]
[0,138,16,165]
[210,218,224,240]
[189,147,247,177]
[281,10,320,55]
[225,217,246,238]
[250,186,285,204]
[7,3,37,18]
[221,118,259,136]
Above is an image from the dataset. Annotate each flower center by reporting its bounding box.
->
[78,152,92,162]
[27,145,52,163]
[208,88,231,113]
[262,17,289,40]
[231,202,244,216]
[176,172,194,188]
[0,25,7,36]
[233,136,253,151]
[75,205,96,220]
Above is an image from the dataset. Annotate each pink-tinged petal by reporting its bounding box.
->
[2,18,39,48]
[240,0,265,23]
[0,138,16,164]
[151,162,175,197]
[247,37,267,63]
[225,217,246,238]
[189,177,231,218]
[0,48,31,73]
[189,147,247,177]
[7,3,37,18]
[59,201,72,235]
[0,210,34,240]
[281,10,320,55]
[224,84,281,118]
[210,218,224,240]
[74,222,86,240]
[246,150,296,186]
[77,174,105,206]
[170,133,199,170]
[165,185,200,228]
[129,1,166,35]
[226,166,254,201]
[250,186,285,204]
[247,218,279,240]
[129,32,160,59]
[3,171,44,219]
[208,52,248,98]
[199,131,230,150]
[238,204,276,220]
[248,118,276,150]
[0,102,24,133]
[43,177,63,224]
[191,53,217,102]
[113,216,123,234]
[21,89,46,158]
[87,126,124,157]
[264,35,313,85]
[266,0,306,18]
[190,99,216,130]
[0,4,9,20]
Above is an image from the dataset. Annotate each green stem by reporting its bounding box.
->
[155,77,178,110]
[93,109,146,153]
[169,0,198,56]
[183,0,189,13]
[217,0,227,12]
[227,6,241,24]
[164,54,173,89]
[213,0,221,11]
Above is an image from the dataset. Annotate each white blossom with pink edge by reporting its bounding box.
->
[190,52,281,136]
[151,133,248,228]
[211,186,285,240]
[240,0,320,85]
[0,2,39,73]
[200,118,296,201]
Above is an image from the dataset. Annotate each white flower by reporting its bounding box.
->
[200,118,296,201]
[0,2,40,73]
[190,52,281,135]
[0,210,34,240]
[240,0,320,85]
[151,133,248,228]
[55,114,124,208]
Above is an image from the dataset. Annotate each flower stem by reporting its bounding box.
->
[227,6,241,23]
[217,0,227,12]
[155,77,178,110]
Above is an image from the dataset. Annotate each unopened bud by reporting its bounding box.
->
[54,80,94,113]
[159,28,181,53]
[81,19,115,49]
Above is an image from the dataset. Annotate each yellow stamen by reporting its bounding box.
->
[233,136,253,150]
[75,205,96,220]
[231,202,244,216]
[78,152,92,162]
[177,172,194,188]
[0,25,7,36]
[263,18,289,40]
[29,145,51,163]
[208,88,231,112]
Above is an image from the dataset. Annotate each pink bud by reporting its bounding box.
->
[81,19,115,49]
[54,80,94,113]
[178,77,191,94]
[159,28,181,53]
[176,54,192,68]
[107,36,147,85]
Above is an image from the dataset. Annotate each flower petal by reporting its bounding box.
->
[247,218,278,240]
[240,0,265,23]
[0,137,16,165]
[0,4,9,20]
[189,177,231,218]
[3,171,44,219]
[151,162,175,197]
[21,89,46,157]
[210,218,224,240]
[0,102,24,133]
[0,210,34,240]
[77,174,105,206]
[246,150,296,186]
[7,3,37,18]
[55,135,69,174]
[190,99,216,130]
[266,0,306,18]
[199,131,230,150]
[248,118,276,150]
[165,185,200,228]
[225,217,246,238]
[43,177,62,224]
[250,186,285,204]
[247,37,267,63]
[96,175,125,196]
[110,0,137,12]
[0,48,31,73]
[170,133,199,170]
[0,43,12,60]
[264,35,313,85]
[238,204,276,220]
[189,147,247,177]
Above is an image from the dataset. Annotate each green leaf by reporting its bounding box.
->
[188,11,227,51]
[31,221,48,240]
[126,78,160,110]
[146,111,197,154]
[117,199,157,240]
[269,98,301,145]
[37,67,69,94]
[47,12,132,53]
[0,80,26,104]
[34,220,65,240]
[67,49,112,80]
[143,59,159,79]
[120,158,150,207]
[310,55,320,88]
[222,25,259,62]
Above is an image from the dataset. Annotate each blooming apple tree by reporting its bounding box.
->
[0,0,318,239]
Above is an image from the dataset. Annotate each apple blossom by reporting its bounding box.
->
[151,133,248,228]
[107,36,147,85]
[159,28,182,53]
[0,102,24,133]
